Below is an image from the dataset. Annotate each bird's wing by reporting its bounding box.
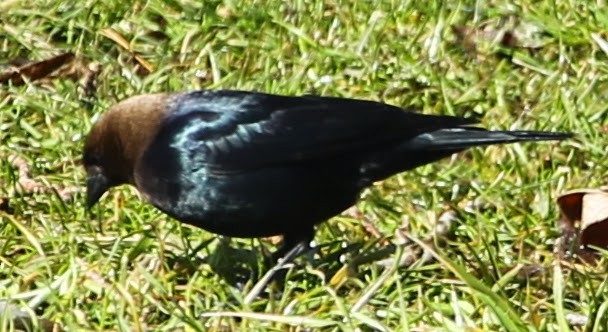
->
[158,90,474,172]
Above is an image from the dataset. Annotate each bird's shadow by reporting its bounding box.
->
[162,237,261,287]
[225,240,388,287]
[165,236,396,291]
[205,239,267,287]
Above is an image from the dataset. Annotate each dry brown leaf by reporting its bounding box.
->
[556,188,608,263]
[0,52,74,86]
[99,28,131,50]
[0,197,11,213]
[100,28,155,74]
[0,53,99,95]
[3,154,79,202]
[43,58,101,96]
[451,15,546,56]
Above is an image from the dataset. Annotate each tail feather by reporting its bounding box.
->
[360,127,571,183]
[409,128,572,151]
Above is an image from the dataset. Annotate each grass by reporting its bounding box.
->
[0,0,606,330]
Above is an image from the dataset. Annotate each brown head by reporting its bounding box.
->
[83,93,173,209]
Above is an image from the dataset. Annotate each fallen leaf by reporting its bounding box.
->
[452,15,547,56]
[556,188,608,263]
[45,58,101,94]
[3,154,79,202]
[0,53,99,96]
[0,197,11,213]
[100,28,155,75]
[0,52,74,86]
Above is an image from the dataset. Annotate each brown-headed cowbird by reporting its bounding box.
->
[84,90,570,260]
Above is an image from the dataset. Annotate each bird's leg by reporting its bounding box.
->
[270,229,315,263]
[244,229,315,305]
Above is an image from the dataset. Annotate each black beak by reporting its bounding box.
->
[86,167,110,209]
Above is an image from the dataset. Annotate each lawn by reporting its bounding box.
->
[0,0,605,330]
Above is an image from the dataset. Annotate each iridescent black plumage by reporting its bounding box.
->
[84,90,571,259]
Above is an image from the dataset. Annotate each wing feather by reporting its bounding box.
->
[156,90,474,171]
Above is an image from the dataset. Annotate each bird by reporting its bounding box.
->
[83,89,571,261]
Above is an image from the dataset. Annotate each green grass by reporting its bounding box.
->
[0,0,606,330]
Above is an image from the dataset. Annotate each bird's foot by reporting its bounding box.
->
[244,239,312,305]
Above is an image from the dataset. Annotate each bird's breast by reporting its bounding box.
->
[136,163,364,238]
